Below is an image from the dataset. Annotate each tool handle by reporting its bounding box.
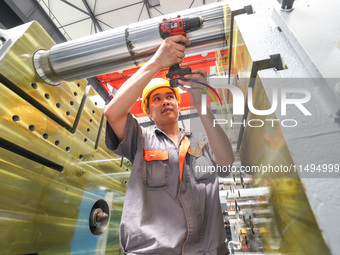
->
[166,64,191,87]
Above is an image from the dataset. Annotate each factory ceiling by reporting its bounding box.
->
[0,0,218,103]
[36,0,216,40]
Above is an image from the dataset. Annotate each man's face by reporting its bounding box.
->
[146,87,179,124]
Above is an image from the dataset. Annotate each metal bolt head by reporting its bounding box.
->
[93,208,108,224]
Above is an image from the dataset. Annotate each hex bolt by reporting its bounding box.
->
[93,208,108,225]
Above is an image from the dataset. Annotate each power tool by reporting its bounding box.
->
[159,15,204,87]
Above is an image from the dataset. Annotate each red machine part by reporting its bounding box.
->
[97,50,229,117]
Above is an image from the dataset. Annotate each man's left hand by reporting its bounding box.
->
[177,69,208,109]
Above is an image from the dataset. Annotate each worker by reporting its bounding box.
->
[104,35,234,254]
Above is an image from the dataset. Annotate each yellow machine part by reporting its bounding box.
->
[215,15,330,255]
[0,21,130,254]
[240,79,330,254]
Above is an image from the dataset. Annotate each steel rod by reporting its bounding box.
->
[33,2,229,85]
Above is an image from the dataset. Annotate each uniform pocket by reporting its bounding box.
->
[189,143,217,182]
[143,149,169,189]
[188,141,207,157]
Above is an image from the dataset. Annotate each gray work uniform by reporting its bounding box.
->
[106,113,227,255]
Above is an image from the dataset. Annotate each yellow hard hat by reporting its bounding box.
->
[141,78,181,115]
[239,228,247,234]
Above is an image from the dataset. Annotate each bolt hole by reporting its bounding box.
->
[90,119,93,123]
[55,140,60,146]
[70,101,74,106]
[77,83,81,87]
[31,83,37,89]
[92,110,95,114]
[74,91,78,96]
[66,146,70,152]
[84,138,88,143]
[87,128,90,133]
[95,102,97,106]
[45,93,50,99]
[12,115,20,122]
[79,154,84,159]
[29,125,35,131]
[66,111,70,116]
[43,133,48,139]
[56,103,61,108]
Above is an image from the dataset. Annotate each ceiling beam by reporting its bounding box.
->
[59,17,90,28]
[60,0,89,16]
[143,0,152,19]
[189,0,196,8]
[96,1,144,18]
[137,3,145,21]
[152,6,164,15]
[97,19,113,29]
[82,0,102,32]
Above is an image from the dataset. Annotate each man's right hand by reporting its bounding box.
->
[104,35,190,142]
[150,35,191,70]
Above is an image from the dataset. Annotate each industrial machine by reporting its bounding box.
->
[0,0,339,254]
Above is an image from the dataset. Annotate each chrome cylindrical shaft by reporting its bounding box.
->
[34,2,228,85]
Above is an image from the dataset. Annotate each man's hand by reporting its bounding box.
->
[177,69,208,110]
[105,35,190,141]
[149,35,191,70]
[178,69,234,169]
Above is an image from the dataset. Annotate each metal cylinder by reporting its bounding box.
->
[33,2,228,85]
